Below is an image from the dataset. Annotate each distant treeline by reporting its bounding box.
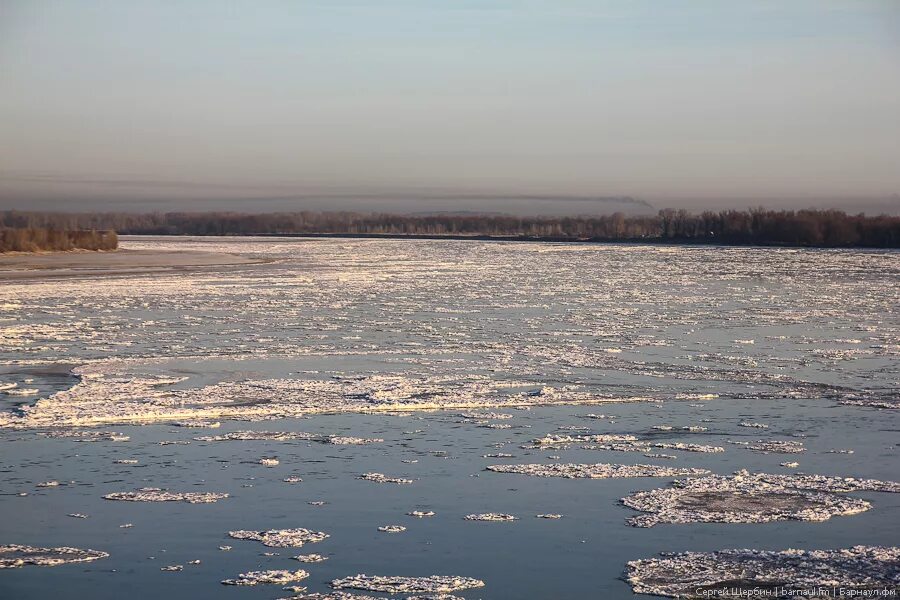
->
[0,228,118,253]
[1,209,898,248]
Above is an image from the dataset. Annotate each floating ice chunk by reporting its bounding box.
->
[675,393,719,400]
[626,546,900,598]
[358,472,414,484]
[41,430,129,442]
[228,528,329,548]
[173,420,220,428]
[464,513,518,522]
[283,476,304,483]
[739,421,769,429]
[377,525,406,533]
[294,553,328,563]
[652,425,707,432]
[652,442,723,453]
[482,453,513,458]
[196,431,317,442]
[644,453,676,459]
[828,448,855,454]
[308,501,326,506]
[194,431,382,445]
[732,439,805,454]
[486,463,709,479]
[114,459,138,464]
[525,433,637,449]
[331,574,485,594]
[37,481,60,488]
[103,487,228,503]
[326,436,384,445]
[160,565,183,572]
[781,462,800,468]
[535,514,563,519]
[622,473,874,528]
[407,510,435,518]
[222,569,309,586]
[67,513,88,519]
[259,457,280,466]
[0,544,109,569]
[458,412,513,419]
[278,593,380,600]
[119,523,133,528]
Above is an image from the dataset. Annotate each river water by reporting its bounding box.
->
[1,236,898,599]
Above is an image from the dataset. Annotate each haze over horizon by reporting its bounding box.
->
[2,1,899,215]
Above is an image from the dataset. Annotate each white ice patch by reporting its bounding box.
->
[0,544,109,569]
[486,463,709,479]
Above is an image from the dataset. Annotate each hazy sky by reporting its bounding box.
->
[1,1,899,212]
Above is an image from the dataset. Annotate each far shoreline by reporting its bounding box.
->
[127,231,900,251]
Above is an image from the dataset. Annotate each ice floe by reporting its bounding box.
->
[103,488,228,503]
[294,553,328,563]
[620,470,897,527]
[194,430,382,445]
[331,574,485,594]
[407,510,435,518]
[626,545,900,598]
[731,439,805,453]
[524,433,638,449]
[464,513,518,521]
[358,472,414,484]
[40,430,129,442]
[228,528,329,548]
[377,525,406,533]
[222,569,309,586]
[0,544,109,569]
[486,463,709,479]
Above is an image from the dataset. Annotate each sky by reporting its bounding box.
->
[1,0,899,214]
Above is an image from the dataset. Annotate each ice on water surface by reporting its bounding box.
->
[1,237,898,598]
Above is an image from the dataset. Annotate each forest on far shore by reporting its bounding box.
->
[1,208,898,248]
[0,228,118,253]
